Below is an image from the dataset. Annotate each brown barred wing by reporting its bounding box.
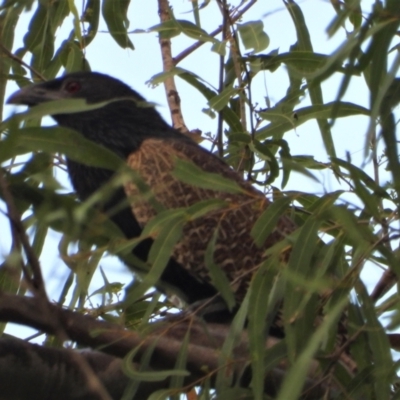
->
[124,138,296,304]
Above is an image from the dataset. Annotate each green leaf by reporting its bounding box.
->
[178,71,243,133]
[147,390,173,400]
[281,157,319,188]
[23,3,49,51]
[328,206,373,251]
[169,328,190,391]
[0,4,25,118]
[31,222,47,258]
[256,101,369,140]
[208,86,240,112]
[3,96,149,131]
[148,20,181,39]
[67,0,83,45]
[110,236,148,266]
[285,0,337,159]
[185,199,228,220]
[355,280,393,399]
[244,51,342,74]
[4,126,123,171]
[64,41,84,73]
[251,197,293,248]
[171,158,245,194]
[211,39,226,56]
[204,227,236,311]
[141,209,185,237]
[216,291,249,389]
[82,0,100,46]
[123,343,189,382]
[346,0,362,29]
[102,0,134,49]
[3,98,106,128]
[148,66,190,86]
[283,216,321,360]
[263,340,288,373]
[174,19,215,42]
[276,296,349,400]
[333,157,390,219]
[237,21,270,54]
[73,247,103,309]
[150,18,216,43]
[191,0,201,27]
[248,256,281,400]
[126,214,184,304]
[228,133,251,144]
[249,139,280,184]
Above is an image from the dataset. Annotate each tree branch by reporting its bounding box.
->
[157,0,189,135]
[173,0,257,65]
[0,171,114,400]
[0,293,357,399]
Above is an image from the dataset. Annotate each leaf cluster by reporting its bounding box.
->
[1,1,400,399]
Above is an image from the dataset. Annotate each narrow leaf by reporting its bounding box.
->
[126,215,184,304]
[204,227,236,310]
[82,0,100,46]
[237,21,270,54]
[102,0,134,49]
[172,158,245,194]
[276,297,349,400]
[251,197,293,248]
[257,101,369,140]
[185,199,228,220]
[208,86,239,112]
[248,257,280,400]
[7,126,123,171]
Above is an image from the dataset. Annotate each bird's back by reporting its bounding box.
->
[124,138,297,304]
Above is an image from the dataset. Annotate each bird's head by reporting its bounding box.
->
[7,71,144,106]
[7,71,184,156]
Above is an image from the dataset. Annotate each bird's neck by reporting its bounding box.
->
[66,159,114,201]
[56,103,193,202]
[53,104,186,159]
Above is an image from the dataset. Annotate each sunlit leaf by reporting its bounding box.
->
[172,158,245,194]
[102,0,134,49]
[208,86,240,112]
[237,20,270,54]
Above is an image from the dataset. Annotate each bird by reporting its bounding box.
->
[7,71,297,321]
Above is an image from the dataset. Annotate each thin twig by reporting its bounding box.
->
[369,124,396,301]
[0,44,46,81]
[0,169,112,400]
[173,0,257,65]
[216,0,228,157]
[217,0,252,174]
[0,169,47,296]
[224,23,246,130]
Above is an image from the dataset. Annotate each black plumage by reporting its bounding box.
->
[7,72,296,315]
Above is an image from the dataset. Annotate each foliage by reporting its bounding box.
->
[1,0,400,399]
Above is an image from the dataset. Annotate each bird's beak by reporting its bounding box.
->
[7,83,64,106]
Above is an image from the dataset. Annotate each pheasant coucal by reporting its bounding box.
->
[7,72,296,319]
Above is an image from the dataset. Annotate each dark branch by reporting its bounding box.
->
[0,293,356,399]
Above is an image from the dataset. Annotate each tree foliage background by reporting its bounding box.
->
[1,0,400,399]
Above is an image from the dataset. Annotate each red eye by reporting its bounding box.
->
[65,81,81,94]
